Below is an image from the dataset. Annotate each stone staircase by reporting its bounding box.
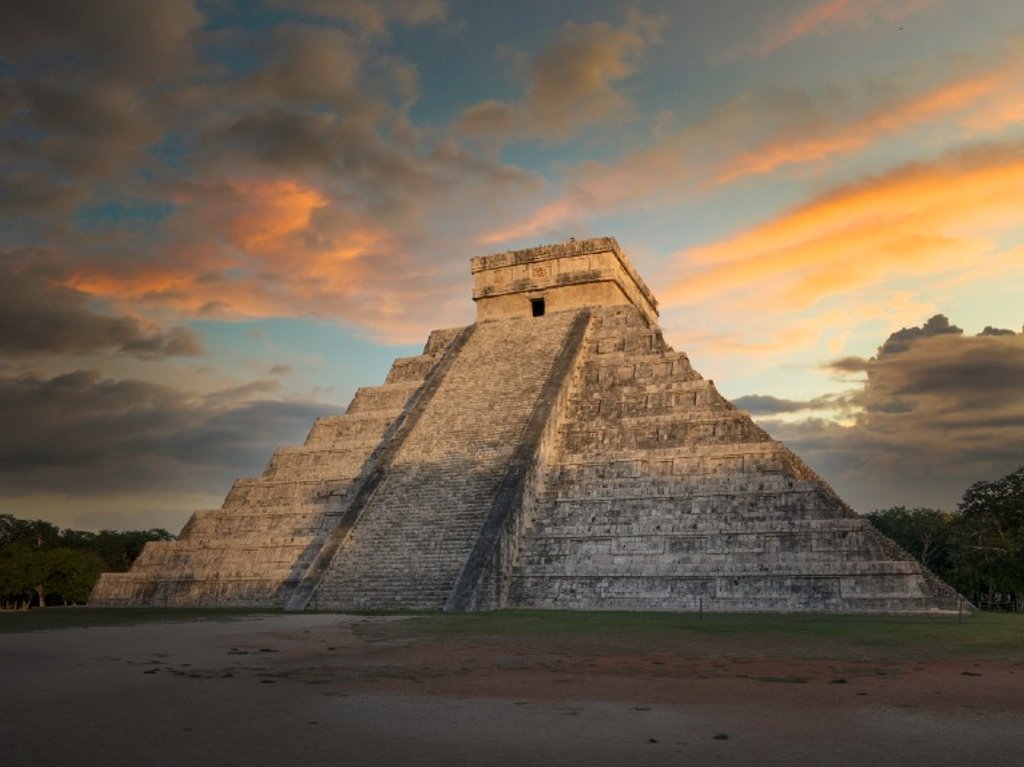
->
[508,307,961,612]
[310,311,583,610]
[89,328,464,606]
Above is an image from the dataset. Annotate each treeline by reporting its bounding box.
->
[868,465,1024,611]
[0,515,174,609]
[3,467,1019,610]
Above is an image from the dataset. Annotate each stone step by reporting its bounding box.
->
[345,381,422,415]
[550,457,800,484]
[587,307,655,331]
[528,516,868,536]
[507,578,948,613]
[86,327,470,609]
[579,352,700,385]
[312,311,584,609]
[546,474,822,497]
[303,413,395,442]
[559,414,769,451]
[303,413,398,448]
[384,355,434,384]
[261,448,370,482]
[516,557,922,577]
[509,573,938,608]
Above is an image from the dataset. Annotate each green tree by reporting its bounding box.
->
[1,515,175,607]
[0,543,52,607]
[0,516,61,549]
[0,543,35,608]
[0,514,16,545]
[45,548,107,604]
[866,506,957,578]
[953,466,1024,600]
[88,529,174,572]
[0,545,109,606]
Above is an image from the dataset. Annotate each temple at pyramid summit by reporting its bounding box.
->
[91,237,963,612]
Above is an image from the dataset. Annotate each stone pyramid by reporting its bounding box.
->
[92,237,961,612]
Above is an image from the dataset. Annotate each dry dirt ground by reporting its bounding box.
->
[3,611,1023,766]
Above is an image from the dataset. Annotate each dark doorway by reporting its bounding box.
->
[531,297,545,317]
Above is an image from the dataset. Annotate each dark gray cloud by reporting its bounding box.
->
[266,0,448,37]
[0,1,203,86]
[830,316,1024,408]
[979,325,1018,337]
[761,319,1024,512]
[0,0,544,343]
[203,106,429,195]
[732,393,837,415]
[878,313,962,355]
[0,1,203,220]
[458,10,662,142]
[0,369,339,497]
[0,250,202,359]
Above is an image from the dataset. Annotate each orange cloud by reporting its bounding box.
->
[480,46,1024,246]
[226,179,327,255]
[717,69,1013,183]
[734,0,937,59]
[665,288,933,372]
[65,178,410,331]
[478,196,585,245]
[660,142,1024,312]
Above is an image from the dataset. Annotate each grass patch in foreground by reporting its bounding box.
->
[0,606,282,633]
[3,607,1021,660]
[387,609,1024,659]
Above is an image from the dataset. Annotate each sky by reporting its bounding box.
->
[1,0,1023,532]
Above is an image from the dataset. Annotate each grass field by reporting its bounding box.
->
[0,606,280,632]
[380,609,1024,660]
[2,607,1021,661]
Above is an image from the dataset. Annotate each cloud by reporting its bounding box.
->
[479,40,1024,245]
[0,0,203,87]
[979,325,1018,336]
[763,319,1024,511]
[0,368,338,499]
[61,120,543,342]
[0,249,203,359]
[715,63,1023,184]
[269,0,447,38]
[732,393,837,415]
[877,313,962,355]
[459,10,662,143]
[733,0,938,59]
[0,0,204,215]
[252,24,365,110]
[831,319,1024,405]
[660,140,1024,313]
[200,107,430,195]
[0,2,556,345]
[63,179,414,333]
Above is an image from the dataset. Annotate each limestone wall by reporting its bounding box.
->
[473,237,659,325]
[506,306,962,613]
[309,311,582,610]
[90,329,463,606]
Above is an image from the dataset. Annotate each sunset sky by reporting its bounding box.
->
[2,0,1023,532]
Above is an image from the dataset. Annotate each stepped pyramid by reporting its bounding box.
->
[92,237,961,612]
